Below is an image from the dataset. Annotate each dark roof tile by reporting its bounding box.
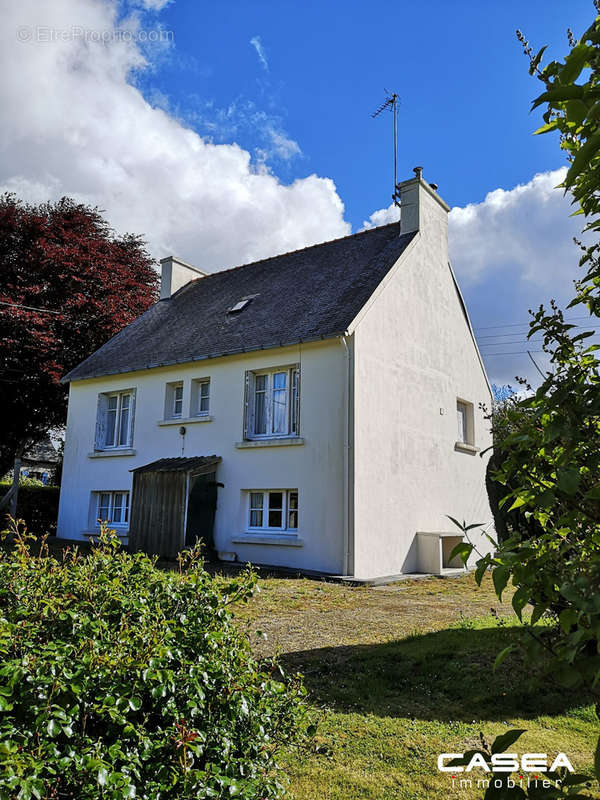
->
[64,222,415,382]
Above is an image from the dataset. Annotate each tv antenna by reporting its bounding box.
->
[371,91,400,205]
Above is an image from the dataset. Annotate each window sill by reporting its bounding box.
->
[454,441,479,455]
[232,533,303,547]
[235,437,305,449]
[88,449,136,459]
[82,529,128,540]
[158,416,212,427]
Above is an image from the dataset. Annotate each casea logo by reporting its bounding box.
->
[438,752,574,773]
[437,752,575,791]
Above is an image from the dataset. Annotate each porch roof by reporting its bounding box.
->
[131,455,221,474]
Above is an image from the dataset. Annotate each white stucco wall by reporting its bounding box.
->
[350,184,494,579]
[58,182,493,580]
[57,340,347,574]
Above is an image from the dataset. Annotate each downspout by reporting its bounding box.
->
[341,334,353,576]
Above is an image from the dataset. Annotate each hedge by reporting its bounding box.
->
[0,528,311,799]
[0,482,60,534]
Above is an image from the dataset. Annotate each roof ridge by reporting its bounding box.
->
[173,220,402,289]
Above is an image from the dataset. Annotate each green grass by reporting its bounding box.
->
[232,574,598,799]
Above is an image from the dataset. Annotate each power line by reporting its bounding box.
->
[479,339,600,352]
[528,349,546,379]
[473,315,593,332]
[482,350,546,357]
[476,328,599,342]
[0,301,61,315]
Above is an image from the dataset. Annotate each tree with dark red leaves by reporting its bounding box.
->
[0,194,159,494]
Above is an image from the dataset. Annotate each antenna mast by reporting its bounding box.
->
[371,91,400,206]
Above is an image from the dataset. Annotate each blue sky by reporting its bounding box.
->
[142,0,591,228]
[1,0,597,386]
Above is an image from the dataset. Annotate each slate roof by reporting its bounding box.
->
[22,437,60,464]
[131,456,221,474]
[63,222,416,383]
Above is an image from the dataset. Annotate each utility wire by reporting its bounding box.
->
[473,314,593,331]
[476,328,599,342]
[528,350,547,379]
[0,301,61,315]
[482,350,546,357]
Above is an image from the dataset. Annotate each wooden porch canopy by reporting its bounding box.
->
[128,456,221,559]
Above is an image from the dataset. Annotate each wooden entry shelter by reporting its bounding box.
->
[128,456,221,559]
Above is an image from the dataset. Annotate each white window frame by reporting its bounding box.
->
[456,399,474,446]
[95,490,130,527]
[173,383,184,418]
[191,378,210,417]
[247,490,298,532]
[245,366,299,439]
[164,381,184,420]
[101,390,133,449]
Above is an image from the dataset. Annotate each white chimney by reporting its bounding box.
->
[160,256,208,299]
[397,166,450,237]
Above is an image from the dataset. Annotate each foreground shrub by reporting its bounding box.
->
[0,525,310,799]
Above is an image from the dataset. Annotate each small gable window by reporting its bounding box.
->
[456,399,475,450]
[244,366,299,439]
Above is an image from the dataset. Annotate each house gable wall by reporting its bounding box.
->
[351,201,493,579]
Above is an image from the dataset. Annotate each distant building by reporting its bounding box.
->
[19,438,60,485]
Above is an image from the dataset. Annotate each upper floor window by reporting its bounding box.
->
[96,390,135,449]
[191,378,210,417]
[165,381,184,419]
[244,366,299,439]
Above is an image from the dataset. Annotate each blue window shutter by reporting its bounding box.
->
[94,393,108,450]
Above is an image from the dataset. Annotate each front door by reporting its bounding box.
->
[185,471,218,553]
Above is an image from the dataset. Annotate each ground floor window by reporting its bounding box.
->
[248,490,298,531]
[96,491,130,526]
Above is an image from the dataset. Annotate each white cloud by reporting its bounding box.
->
[250,35,269,71]
[365,168,583,295]
[0,0,349,270]
[364,169,593,387]
[448,168,585,288]
[448,169,595,386]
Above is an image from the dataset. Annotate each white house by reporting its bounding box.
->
[57,169,494,580]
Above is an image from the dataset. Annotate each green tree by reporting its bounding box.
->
[452,5,600,796]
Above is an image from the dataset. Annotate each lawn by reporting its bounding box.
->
[233,573,598,799]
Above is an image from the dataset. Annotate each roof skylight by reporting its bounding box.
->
[228,299,251,313]
[228,294,259,314]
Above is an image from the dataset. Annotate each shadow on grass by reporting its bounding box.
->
[280,625,590,722]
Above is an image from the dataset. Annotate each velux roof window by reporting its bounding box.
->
[227,294,258,314]
[228,299,250,313]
